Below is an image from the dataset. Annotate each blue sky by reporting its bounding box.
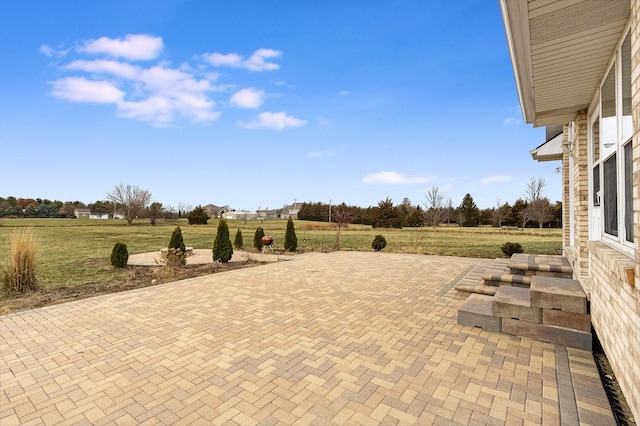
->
[1,1,559,211]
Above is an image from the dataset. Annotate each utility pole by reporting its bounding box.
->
[329,199,332,223]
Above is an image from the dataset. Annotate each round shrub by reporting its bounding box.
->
[111,241,129,268]
[234,228,243,249]
[187,206,209,225]
[372,235,387,251]
[254,226,265,251]
[501,242,524,258]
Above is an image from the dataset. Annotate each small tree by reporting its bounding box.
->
[492,199,512,228]
[529,198,554,229]
[169,226,186,252]
[148,202,163,225]
[254,226,265,251]
[459,193,480,227]
[106,183,152,225]
[187,205,209,225]
[372,235,387,251]
[234,229,243,249]
[284,218,298,252]
[110,241,129,268]
[213,219,233,263]
[520,205,534,229]
[333,209,354,250]
[423,186,445,229]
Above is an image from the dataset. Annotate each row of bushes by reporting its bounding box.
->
[111,218,302,268]
[112,235,521,269]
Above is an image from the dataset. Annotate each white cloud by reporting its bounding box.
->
[46,35,295,126]
[317,116,330,126]
[362,171,431,185]
[307,144,347,158]
[50,77,124,103]
[476,175,511,184]
[230,88,264,109]
[52,55,219,124]
[65,59,140,79]
[78,34,163,61]
[338,90,349,96]
[441,182,454,191]
[203,48,282,72]
[307,151,329,158]
[205,53,242,67]
[243,111,307,130]
[503,117,522,125]
[40,44,70,58]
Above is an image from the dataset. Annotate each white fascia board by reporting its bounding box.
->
[500,0,535,125]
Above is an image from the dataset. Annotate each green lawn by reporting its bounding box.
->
[0,218,561,291]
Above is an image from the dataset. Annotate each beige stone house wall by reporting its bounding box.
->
[566,112,591,278]
[569,1,640,419]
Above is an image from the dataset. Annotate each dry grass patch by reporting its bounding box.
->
[1,227,39,296]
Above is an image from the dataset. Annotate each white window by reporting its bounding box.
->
[592,29,634,252]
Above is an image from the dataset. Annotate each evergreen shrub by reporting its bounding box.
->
[284,218,297,252]
[187,206,209,225]
[501,242,524,257]
[254,227,265,251]
[111,240,129,268]
[169,226,186,252]
[213,219,233,263]
[234,229,243,249]
[372,235,387,251]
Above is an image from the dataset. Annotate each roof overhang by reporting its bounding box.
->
[500,0,630,127]
[530,131,563,162]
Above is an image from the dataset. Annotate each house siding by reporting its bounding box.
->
[566,111,590,277]
[586,1,640,420]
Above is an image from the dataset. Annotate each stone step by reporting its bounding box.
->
[457,294,502,332]
[530,276,587,314]
[492,286,542,324]
[482,273,531,287]
[454,284,497,296]
[507,253,573,278]
[543,309,591,332]
[502,318,592,351]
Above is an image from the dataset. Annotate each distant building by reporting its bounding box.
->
[282,202,304,220]
[202,204,228,218]
[73,208,91,219]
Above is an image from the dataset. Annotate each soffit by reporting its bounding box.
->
[502,0,630,127]
[530,131,563,162]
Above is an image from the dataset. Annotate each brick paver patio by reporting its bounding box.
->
[1,252,613,425]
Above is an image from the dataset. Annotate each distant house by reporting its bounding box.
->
[73,208,91,219]
[202,204,228,218]
[89,212,109,220]
[221,210,258,221]
[283,202,304,220]
[202,203,301,220]
[260,208,282,220]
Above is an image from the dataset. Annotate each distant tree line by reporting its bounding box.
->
[299,179,562,229]
[2,178,561,229]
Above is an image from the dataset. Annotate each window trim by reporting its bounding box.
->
[590,26,634,255]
